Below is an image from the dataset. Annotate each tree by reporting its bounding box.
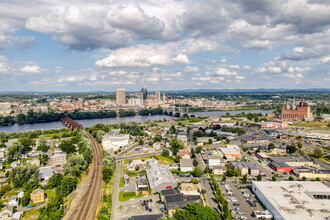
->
[46,174,64,189]
[63,154,87,177]
[272,175,277,181]
[6,141,23,163]
[153,135,162,142]
[135,165,140,171]
[18,137,33,152]
[288,176,294,181]
[268,143,276,149]
[170,138,184,155]
[138,139,144,145]
[193,167,203,177]
[10,165,39,188]
[193,159,199,166]
[302,176,307,181]
[204,166,212,174]
[59,140,75,154]
[242,174,248,184]
[161,148,170,157]
[191,178,199,184]
[316,177,321,181]
[174,155,182,163]
[297,142,303,149]
[226,139,230,144]
[222,175,227,182]
[314,147,324,158]
[21,190,31,207]
[208,139,213,145]
[56,176,78,197]
[195,146,203,154]
[173,203,220,220]
[286,145,297,154]
[257,174,262,181]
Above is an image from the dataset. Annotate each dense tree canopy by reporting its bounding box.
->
[173,203,220,220]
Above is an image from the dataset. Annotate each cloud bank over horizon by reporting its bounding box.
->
[1,0,330,91]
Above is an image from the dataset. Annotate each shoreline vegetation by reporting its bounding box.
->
[0,108,164,126]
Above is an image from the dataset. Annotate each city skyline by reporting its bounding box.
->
[1,0,330,91]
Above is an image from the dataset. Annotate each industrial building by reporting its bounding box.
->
[146,158,177,192]
[102,133,129,151]
[268,156,313,172]
[252,181,330,220]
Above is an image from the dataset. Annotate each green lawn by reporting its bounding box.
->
[118,191,145,202]
[292,121,330,130]
[124,155,175,165]
[119,177,124,187]
[45,189,56,200]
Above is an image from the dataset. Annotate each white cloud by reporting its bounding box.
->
[213,68,238,76]
[235,75,246,80]
[282,73,304,79]
[321,56,330,64]
[184,66,199,72]
[293,47,304,53]
[20,64,44,73]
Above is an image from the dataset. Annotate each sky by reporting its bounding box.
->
[0,0,330,92]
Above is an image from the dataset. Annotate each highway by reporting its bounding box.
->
[63,133,103,220]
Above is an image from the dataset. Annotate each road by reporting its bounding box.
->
[195,153,220,212]
[63,133,103,220]
[111,161,121,220]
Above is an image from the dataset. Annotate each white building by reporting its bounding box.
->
[252,181,330,220]
[180,159,194,172]
[102,133,129,151]
[206,156,222,167]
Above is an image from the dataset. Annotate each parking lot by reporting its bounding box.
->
[116,194,162,220]
[219,180,265,219]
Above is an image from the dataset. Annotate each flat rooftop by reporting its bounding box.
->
[252,181,330,220]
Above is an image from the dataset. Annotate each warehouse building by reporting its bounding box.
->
[268,156,313,172]
[146,158,177,192]
[252,181,330,220]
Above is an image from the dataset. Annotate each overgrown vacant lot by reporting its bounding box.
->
[293,121,330,130]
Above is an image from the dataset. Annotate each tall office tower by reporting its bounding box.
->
[155,91,161,102]
[163,93,166,103]
[116,88,126,104]
[140,88,148,100]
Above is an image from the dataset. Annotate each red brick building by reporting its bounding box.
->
[281,99,312,121]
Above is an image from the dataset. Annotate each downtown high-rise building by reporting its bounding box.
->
[140,88,148,100]
[155,91,161,102]
[116,88,126,104]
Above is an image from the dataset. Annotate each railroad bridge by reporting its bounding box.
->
[61,116,83,130]
[163,109,204,118]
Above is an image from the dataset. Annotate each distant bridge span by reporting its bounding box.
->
[163,110,206,118]
[61,116,83,130]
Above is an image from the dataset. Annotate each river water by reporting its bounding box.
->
[0,109,272,132]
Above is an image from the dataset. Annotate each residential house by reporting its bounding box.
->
[213,166,226,175]
[0,149,6,160]
[180,183,199,195]
[50,152,66,167]
[230,161,249,176]
[10,161,19,168]
[179,159,194,172]
[26,158,40,167]
[127,160,146,171]
[39,166,54,181]
[152,142,161,151]
[30,189,45,204]
[0,206,13,220]
[8,196,19,207]
[206,156,222,167]
[136,176,149,191]
[177,149,190,159]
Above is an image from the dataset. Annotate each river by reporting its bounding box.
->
[0,109,272,132]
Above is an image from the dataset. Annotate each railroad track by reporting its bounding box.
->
[64,132,103,220]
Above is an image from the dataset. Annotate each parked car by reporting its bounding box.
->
[233,203,240,206]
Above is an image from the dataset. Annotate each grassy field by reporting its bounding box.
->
[124,155,175,165]
[119,177,124,187]
[292,121,330,130]
[118,191,145,202]
[22,209,40,220]
[45,189,56,200]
